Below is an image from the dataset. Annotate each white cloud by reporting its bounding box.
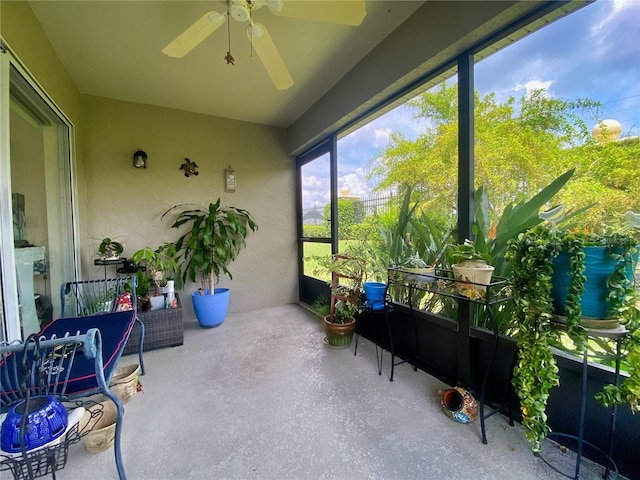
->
[592,0,634,32]
[301,174,329,209]
[373,128,393,147]
[339,168,368,198]
[301,175,324,189]
[514,79,554,96]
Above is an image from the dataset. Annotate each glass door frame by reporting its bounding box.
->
[0,44,80,342]
[296,136,338,305]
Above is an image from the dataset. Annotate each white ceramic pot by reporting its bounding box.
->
[402,266,435,283]
[452,261,494,299]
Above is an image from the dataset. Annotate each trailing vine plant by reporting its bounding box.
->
[558,233,587,350]
[593,232,640,413]
[506,225,561,452]
[507,218,640,452]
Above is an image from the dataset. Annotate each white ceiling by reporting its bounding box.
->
[28,1,425,128]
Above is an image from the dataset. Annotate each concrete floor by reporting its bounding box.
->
[54,304,618,480]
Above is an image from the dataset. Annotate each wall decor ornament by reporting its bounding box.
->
[179,158,199,177]
[225,166,236,192]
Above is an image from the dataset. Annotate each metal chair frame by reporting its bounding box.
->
[1,329,128,479]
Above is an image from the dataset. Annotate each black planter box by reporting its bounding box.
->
[123,293,183,355]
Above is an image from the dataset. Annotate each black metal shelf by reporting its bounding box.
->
[387,266,514,444]
[387,267,512,307]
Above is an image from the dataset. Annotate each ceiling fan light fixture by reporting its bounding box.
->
[229,4,250,23]
[265,0,283,14]
[247,23,265,39]
[208,12,225,25]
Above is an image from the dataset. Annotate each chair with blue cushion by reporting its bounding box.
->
[1,310,137,480]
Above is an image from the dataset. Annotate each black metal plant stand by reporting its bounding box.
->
[537,324,626,480]
[355,303,414,381]
[387,267,515,444]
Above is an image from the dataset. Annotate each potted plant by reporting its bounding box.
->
[314,254,363,347]
[393,235,436,274]
[446,240,494,299]
[162,199,258,328]
[385,187,449,275]
[131,243,180,289]
[131,243,180,310]
[134,270,152,311]
[98,237,124,260]
[505,212,639,452]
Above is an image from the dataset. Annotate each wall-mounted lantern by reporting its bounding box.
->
[133,150,147,169]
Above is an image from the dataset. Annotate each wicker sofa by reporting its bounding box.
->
[123,293,184,355]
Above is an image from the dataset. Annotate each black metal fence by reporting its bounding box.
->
[302,192,396,225]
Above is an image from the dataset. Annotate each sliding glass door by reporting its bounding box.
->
[0,48,78,342]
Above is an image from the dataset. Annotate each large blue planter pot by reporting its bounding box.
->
[551,246,635,320]
[191,288,230,328]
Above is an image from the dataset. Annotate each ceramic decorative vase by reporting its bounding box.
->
[439,387,478,424]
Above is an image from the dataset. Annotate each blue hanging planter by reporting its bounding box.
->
[552,246,619,320]
[191,288,230,328]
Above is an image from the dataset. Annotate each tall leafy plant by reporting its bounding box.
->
[468,169,580,332]
[163,199,258,295]
[472,168,579,277]
[377,186,451,273]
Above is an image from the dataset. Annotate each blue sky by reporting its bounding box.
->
[302,0,640,211]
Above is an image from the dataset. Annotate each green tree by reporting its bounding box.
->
[369,83,638,230]
[323,197,365,240]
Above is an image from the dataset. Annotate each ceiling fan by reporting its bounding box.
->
[162,0,367,90]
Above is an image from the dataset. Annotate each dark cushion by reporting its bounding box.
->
[1,310,136,399]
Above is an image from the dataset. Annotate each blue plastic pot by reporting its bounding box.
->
[363,282,386,310]
[191,288,230,328]
[551,246,636,320]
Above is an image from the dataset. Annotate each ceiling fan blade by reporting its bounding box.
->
[247,23,293,90]
[269,0,366,26]
[162,11,226,58]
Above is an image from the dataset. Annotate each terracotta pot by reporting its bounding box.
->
[323,316,356,348]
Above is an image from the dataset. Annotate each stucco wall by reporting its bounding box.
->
[0,2,83,125]
[1,0,89,263]
[82,95,298,318]
[2,2,298,321]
